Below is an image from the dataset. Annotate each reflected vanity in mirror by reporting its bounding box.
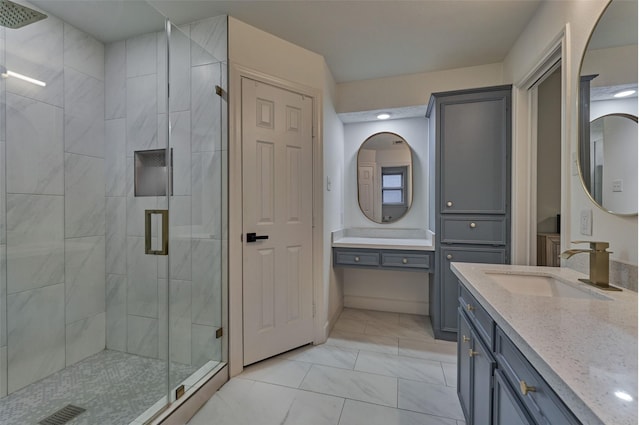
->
[357,132,413,223]
[579,0,638,215]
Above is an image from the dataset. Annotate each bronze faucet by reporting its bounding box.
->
[561,241,621,291]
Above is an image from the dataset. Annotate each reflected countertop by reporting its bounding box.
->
[331,228,435,251]
[451,263,638,425]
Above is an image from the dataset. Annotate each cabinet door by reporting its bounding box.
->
[471,335,496,425]
[441,247,506,333]
[440,92,510,214]
[493,370,534,425]
[458,308,473,423]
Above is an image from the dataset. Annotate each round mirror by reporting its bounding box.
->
[357,132,413,223]
[578,0,638,215]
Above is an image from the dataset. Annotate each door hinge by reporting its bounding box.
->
[176,384,185,399]
[215,85,226,100]
[216,327,223,339]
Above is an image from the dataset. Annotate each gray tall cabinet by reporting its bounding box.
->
[427,85,512,341]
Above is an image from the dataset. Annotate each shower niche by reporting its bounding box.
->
[134,148,173,197]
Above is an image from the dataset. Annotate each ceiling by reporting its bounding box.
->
[29,0,543,84]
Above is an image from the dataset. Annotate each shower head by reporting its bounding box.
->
[0,0,46,29]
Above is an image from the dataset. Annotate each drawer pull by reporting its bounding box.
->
[446,201,453,207]
[466,303,475,312]
[469,349,479,357]
[354,256,360,262]
[446,254,453,260]
[462,335,470,343]
[402,258,408,264]
[519,380,536,396]
[470,222,477,228]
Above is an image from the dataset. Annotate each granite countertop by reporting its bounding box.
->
[331,228,435,251]
[451,263,638,425]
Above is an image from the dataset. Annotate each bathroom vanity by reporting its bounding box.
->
[452,263,637,425]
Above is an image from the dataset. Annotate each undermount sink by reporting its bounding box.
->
[485,272,612,301]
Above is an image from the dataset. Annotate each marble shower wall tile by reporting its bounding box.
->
[127,315,158,358]
[191,64,221,152]
[64,67,104,157]
[191,238,221,326]
[168,25,191,113]
[106,196,126,275]
[126,33,156,78]
[127,236,158,318]
[190,16,227,66]
[64,153,105,238]
[192,151,221,239]
[169,280,192,365]
[156,31,168,115]
[106,274,127,352]
[191,323,220,368]
[157,110,191,196]
[0,143,4,245]
[105,118,126,197]
[6,92,64,195]
[105,41,126,120]
[126,74,157,153]
[65,236,105,324]
[126,157,158,237]
[5,14,63,106]
[66,312,106,366]
[168,195,191,281]
[63,23,104,81]
[0,346,6,398]
[6,194,64,294]
[7,283,65,393]
[0,245,5,347]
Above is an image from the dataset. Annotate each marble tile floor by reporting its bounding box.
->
[189,308,465,425]
[0,349,200,425]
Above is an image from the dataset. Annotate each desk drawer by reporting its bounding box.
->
[495,328,580,425]
[381,252,430,269]
[459,283,494,348]
[442,216,506,245]
[334,249,379,266]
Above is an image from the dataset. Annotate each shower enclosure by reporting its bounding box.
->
[0,1,228,424]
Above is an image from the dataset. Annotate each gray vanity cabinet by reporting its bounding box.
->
[428,85,512,341]
[493,370,534,425]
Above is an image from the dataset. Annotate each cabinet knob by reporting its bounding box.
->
[470,222,476,228]
[354,256,360,262]
[466,303,475,311]
[402,258,408,264]
[462,335,470,343]
[446,201,453,207]
[446,254,453,260]
[519,380,536,396]
[469,349,479,357]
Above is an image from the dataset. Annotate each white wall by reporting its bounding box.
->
[227,17,337,376]
[344,117,429,229]
[503,0,638,267]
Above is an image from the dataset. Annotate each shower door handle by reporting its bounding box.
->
[145,209,169,255]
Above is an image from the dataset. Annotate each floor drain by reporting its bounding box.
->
[38,404,86,425]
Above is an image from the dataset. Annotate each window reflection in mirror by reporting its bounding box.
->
[357,132,413,223]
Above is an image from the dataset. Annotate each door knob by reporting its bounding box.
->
[462,335,470,343]
[247,233,269,243]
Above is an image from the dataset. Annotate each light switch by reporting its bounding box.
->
[580,209,592,236]
[612,179,623,192]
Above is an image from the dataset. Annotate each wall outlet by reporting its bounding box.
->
[612,179,623,192]
[580,209,592,236]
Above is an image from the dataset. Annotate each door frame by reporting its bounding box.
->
[228,63,324,377]
[511,25,569,265]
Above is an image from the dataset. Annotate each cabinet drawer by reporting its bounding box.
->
[442,216,507,245]
[381,252,430,269]
[459,283,494,348]
[334,249,379,267]
[495,329,581,425]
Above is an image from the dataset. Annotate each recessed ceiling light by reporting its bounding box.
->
[614,90,636,98]
[615,391,633,402]
[377,113,390,120]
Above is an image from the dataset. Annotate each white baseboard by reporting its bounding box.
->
[344,295,428,315]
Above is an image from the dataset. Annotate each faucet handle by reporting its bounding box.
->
[571,240,610,251]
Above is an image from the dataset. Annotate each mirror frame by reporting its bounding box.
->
[356,131,414,223]
[577,2,638,217]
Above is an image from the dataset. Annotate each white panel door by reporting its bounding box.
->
[358,164,375,218]
[242,78,314,365]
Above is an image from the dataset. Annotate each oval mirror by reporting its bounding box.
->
[357,132,413,223]
[578,0,638,215]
